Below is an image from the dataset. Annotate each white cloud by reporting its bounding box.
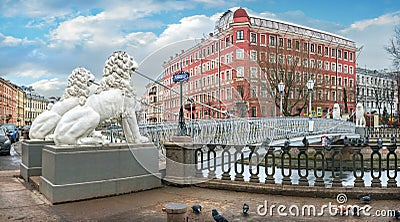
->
[29,78,68,98]
[339,11,400,70]
[155,15,215,47]
[0,33,35,47]
[341,11,400,33]
[30,78,64,91]
[16,67,52,79]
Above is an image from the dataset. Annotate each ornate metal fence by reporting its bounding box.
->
[366,127,400,138]
[194,140,399,188]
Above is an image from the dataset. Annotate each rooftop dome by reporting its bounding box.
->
[233,8,248,18]
[233,8,249,22]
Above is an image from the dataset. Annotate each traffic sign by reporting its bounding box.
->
[173,71,189,83]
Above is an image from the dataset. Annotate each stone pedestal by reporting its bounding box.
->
[165,202,188,222]
[40,143,161,204]
[20,140,54,181]
[164,136,203,185]
[355,127,366,138]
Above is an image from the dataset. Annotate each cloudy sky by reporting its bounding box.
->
[1,0,399,98]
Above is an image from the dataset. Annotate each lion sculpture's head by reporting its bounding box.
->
[95,51,138,97]
[61,67,95,102]
[332,103,341,119]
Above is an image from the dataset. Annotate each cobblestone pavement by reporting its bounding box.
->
[1,168,399,222]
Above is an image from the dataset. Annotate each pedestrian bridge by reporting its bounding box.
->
[139,117,356,147]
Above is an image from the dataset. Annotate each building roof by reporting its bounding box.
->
[233,8,249,19]
[216,8,356,48]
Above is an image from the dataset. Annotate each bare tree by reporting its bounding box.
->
[385,25,400,70]
[253,38,326,116]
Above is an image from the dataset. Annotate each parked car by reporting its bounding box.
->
[0,127,12,155]
[1,124,19,143]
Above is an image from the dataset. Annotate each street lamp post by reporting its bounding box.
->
[173,70,189,136]
[278,81,285,117]
[307,79,315,117]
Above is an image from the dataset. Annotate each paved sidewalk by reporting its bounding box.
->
[1,168,399,222]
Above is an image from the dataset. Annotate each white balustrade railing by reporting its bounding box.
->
[139,117,355,146]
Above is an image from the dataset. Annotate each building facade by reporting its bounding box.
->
[21,86,48,125]
[162,8,357,121]
[15,85,25,127]
[356,68,398,123]
[0,77,17,125]
[140,81,164,123]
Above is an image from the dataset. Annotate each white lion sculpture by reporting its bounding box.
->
[332,103,341,120]
[29,67,95,140]
[356,102,366,127]
[53,51,148,145]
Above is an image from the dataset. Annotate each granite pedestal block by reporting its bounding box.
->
[20,140,55,181]
[39,143,161,204]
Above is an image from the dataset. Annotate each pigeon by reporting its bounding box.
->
[302,136,309,147]
[262,137,271,147]
[377,138,383,147]
[360,194,371,202]
[242,203,249,215]
[394,210,400,219]
[212,209,229,222]
[192,204,202,213]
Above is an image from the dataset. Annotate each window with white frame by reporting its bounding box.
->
[344,65,348,74]
[250,32,257,43]
[225,54,230,64]
[303,58,308,67]
[250,67,258,78]
[278,54,284,64]
[287,55,292,65]
[269,36,275,46]
[269,53,275,63]
[236,66,244,77]
[287,39,292,48]
[331,63,336,71]
[310,44,315,53]
[250,50,257,61]
[251,85,257,98]
[226,88,231,100]
[236,48,244,59]
[325,62,330,70]
[279,38,284,47]
[317,60,322,69]
[295,57,300,66]
[310,59,315,68]
[260,34,266,45]
[349,66,353,74]
[338,64,342,73]
[261,86,267,98]
[317,74,322,84]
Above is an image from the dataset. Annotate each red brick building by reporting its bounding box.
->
[0,77,17,125]
[162,8,357,121]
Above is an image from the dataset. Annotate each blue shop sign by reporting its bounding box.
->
[173,71,189,83]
